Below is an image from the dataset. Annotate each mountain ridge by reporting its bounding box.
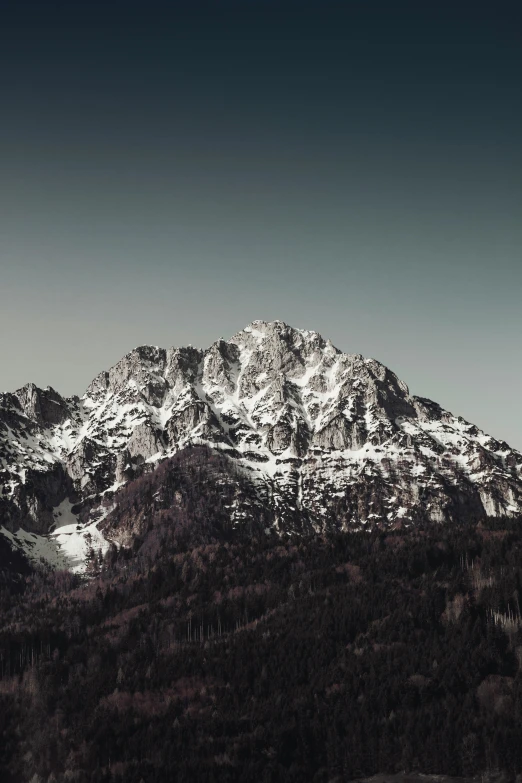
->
[1,320,521,571]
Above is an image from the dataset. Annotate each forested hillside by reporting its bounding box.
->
[1,490,522,781]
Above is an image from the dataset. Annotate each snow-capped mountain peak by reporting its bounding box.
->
[1,321,521,571]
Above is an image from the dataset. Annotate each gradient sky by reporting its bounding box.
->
[0,1,521,447]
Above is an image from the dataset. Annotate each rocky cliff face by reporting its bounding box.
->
[1,320,521,570]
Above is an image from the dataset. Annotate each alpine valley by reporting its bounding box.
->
[1,320,521,573]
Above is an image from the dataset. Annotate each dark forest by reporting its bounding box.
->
[1,448,522,782]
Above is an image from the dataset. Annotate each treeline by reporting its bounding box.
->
[2,510,522,781]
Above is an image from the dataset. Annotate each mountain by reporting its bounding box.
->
[1,320,521,571]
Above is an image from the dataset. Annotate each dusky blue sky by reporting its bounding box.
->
[0,1,521,448]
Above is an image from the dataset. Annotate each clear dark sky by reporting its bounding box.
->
[1,1,521,447]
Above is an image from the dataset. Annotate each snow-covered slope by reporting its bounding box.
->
[1,320,521,571]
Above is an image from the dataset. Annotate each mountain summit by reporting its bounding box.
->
[1,321,521,570]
